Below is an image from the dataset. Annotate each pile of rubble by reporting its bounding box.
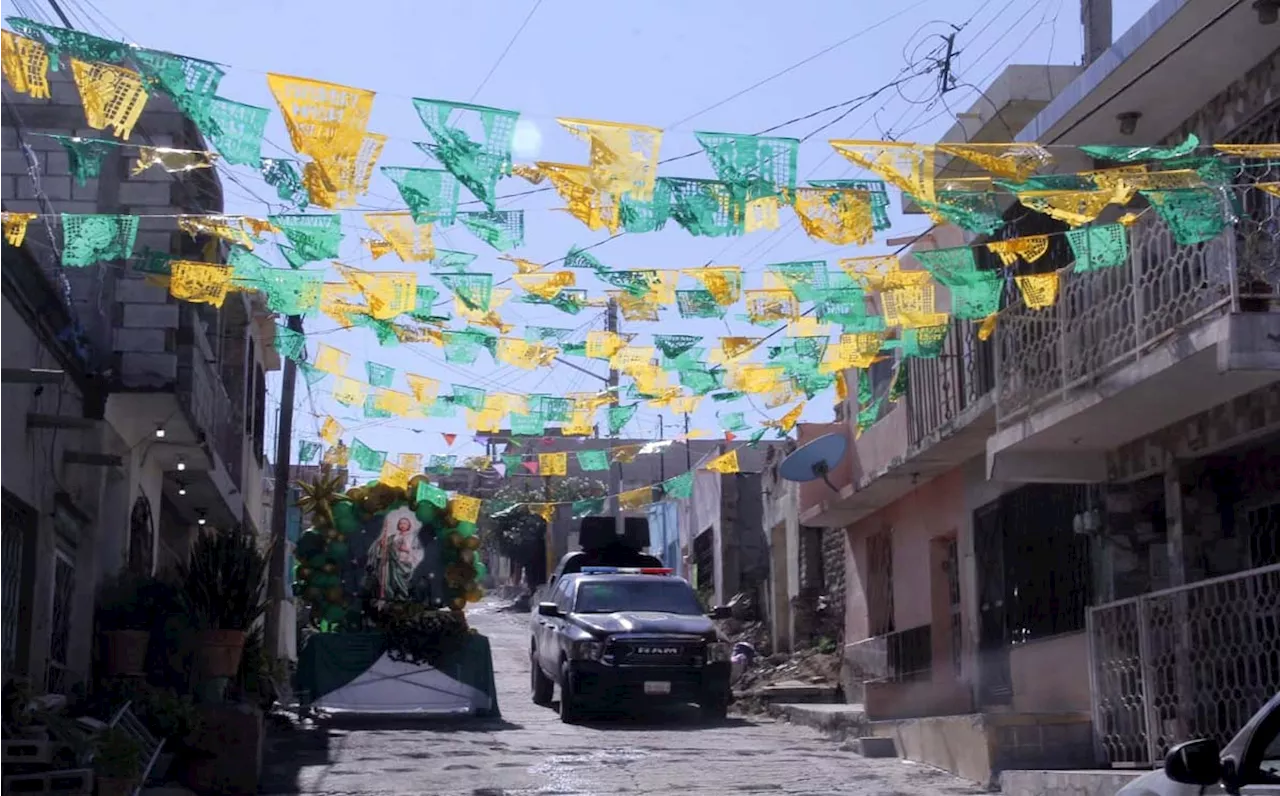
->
[731,646,842,713]
[707,592,842,714]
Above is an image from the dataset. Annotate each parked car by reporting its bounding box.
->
[529,567,733,723]
[1117,692,1280,795]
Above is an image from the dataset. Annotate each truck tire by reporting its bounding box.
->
[700,692,730,722]
[559,660,584,724]
[531,647,554,706]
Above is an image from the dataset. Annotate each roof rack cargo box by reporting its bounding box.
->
[549,516,659,586]
[578,516,650,552]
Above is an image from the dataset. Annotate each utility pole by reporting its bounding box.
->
[938,29,959,95]
[265,313,303,660]
[658,415,665,483]
[605,298,623,538]
[1081,0,1113,67]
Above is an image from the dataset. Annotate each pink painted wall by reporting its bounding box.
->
[1010,632,1093,714]
[844,467,969,654]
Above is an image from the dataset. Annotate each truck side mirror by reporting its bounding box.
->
[537,602,562,618]
[1164,739,1222,786]
[709,606,732,620]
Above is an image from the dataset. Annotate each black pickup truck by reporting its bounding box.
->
[529,567,733,723]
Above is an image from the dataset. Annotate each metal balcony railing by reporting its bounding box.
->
[177,310,241,484]
[904,318,996,448]
[846,623,935,684]
[994,207,1279,428]
[1086,564,1280,767]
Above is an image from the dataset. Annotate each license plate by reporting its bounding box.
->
[643,681,671,695]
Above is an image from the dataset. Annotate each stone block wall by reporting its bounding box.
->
[820,527,846,634]
[2,65,219,389]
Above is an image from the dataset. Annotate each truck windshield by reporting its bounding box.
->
[574,579,704,615]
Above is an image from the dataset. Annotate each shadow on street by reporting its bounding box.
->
[545,700,754,731]
[259,714,524,793]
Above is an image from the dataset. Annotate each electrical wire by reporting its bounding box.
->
[468,0,542,102]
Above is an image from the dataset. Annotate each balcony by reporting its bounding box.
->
[906,318,996,449]
[987,210,1280,483]
[105,304,244,530]
[799,320,997,528]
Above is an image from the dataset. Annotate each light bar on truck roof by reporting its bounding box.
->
[580,567,673,575]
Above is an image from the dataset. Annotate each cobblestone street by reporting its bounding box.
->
[260,603,984,796]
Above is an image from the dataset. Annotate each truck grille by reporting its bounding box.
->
[608,637,704,666]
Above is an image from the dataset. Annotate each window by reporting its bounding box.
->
[2,490,36,675]
[867,529,894,637]
[945,537,962,676]
[1242,701,1280,786]
[553,577,575,612]
[244,337,256,433]
[129,495,154,576]
[252,364,266,463]
[574,579,703,615]
[693,529,714,592]
[981,484,1091,644]
[46,549,75,694]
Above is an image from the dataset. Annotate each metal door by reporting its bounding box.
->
[973,500,1012,705]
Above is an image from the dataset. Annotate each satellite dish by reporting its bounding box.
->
[779,433,848,493]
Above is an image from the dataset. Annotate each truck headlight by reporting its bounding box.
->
[568,640,605,661]
[705,642,732,663]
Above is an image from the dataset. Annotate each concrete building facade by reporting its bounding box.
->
[797,1,1280,786]
[2,57,281,688]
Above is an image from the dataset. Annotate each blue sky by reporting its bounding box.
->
[16,0,1155,472]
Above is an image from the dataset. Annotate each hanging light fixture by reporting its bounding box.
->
[155,425,166,439]
[1117,111,1142,136]
[176,457,186,472]
[177,481,187,497]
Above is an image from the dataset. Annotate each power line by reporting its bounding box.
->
[662,0,931,130]
[468,0,543,102]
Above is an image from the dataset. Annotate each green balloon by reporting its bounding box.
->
[323,604,345,623]
[331,501,361,533]
[415,501,439,524]
[475,561,488,578]
[326,541,350,561]
[297,529,326,558]
[308,555,327,570]
[455,521,477,537]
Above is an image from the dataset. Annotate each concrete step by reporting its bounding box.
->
[757,680,839,704]
[767,702,867,737]
[845,736,897,758]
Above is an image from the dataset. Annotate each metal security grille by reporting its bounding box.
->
[973,484,1089,705]
[1231,103,1279,300]
[945,537,963,676]
[2,492,34,673]
[866,530,894,637]
[1245,499,1280,568]
[46,550,75,694]
[1088,564,1280,766]
[884,624,933,682]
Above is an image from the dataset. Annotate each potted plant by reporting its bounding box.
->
[97,573,153,677]
[93,726,144,796]
[176,528,272,681]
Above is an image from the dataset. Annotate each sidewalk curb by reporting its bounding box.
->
[766,702,868,739]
